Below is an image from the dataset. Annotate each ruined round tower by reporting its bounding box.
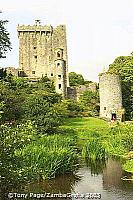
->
[99,72,124,121]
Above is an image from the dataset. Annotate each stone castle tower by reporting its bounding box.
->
[99,72,124,121]
[17,20,69,98]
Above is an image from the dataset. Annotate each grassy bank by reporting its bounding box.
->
[61,117,133,172]
[0,122,78,187]
[1,117,132,186]
[15,133,78,180]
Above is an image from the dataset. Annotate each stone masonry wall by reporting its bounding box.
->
[17,21,69,97]
[99,72,123,121]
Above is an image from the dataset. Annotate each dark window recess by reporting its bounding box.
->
[18,71,24,77]
[34,55,37,59]
[58,75,61,78]
[59,84,61,89]
[111,113,116,121]
[34,47,36,49]
[51,73,53,76]
[57,52,60,57]
[32,71,35,74]
[57,63,60,66]
[104,107,106,110]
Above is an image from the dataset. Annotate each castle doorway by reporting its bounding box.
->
[111,113,116,121]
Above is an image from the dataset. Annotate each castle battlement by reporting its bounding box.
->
[17,22,66,33]
[17,25,53,32]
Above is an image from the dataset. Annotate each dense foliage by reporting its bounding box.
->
[62,87,99,118]
[69,72,85,86]
[0,121,37,190]
[0,76,25,122]
[0,120,78,195]
[62,90,99,118]
[0,20,12,58]
[16,133,78,180]
[0,75,67,133]
[0,75,77,195]
[108,55,133,120]
[62,99,84,117]
[123,160,133,173]
[79,90,100,116]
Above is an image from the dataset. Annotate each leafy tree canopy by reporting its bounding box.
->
[69,72,85,86]
[108,55,133,120]
[80,90,100,116]
[0,20,12,58]
[0,68,7,79]
[0,73,66,133]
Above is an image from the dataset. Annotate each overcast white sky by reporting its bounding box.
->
[1,0,133,82]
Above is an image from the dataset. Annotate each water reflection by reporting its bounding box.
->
[103,158,133,192]
[27,173,81,194]
[27,158,133,200]
[85,158,106,175]
[72,158,133,200]
[1,158,133,200]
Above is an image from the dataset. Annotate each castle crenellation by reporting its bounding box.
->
[17,25,53,32]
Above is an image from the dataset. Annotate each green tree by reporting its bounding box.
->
[0,20,12,58]
[0,75,28,123]
[23,93,66,134]
[19,76,66,133]
[0,68,7,79]
[0,121,37,194]
[0,74,67,132]
[0,85,25,123]
[0,75,59,124]
[108,55,133,120]
[62,99,84,117]
[80,90,100,116]
[69,72,85,86]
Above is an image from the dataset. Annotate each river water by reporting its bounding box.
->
[1,158,133,200]
[27,158,133,200]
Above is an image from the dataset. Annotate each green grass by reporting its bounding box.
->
[62,117,108,130]
[123,160,133,173]
[14,117,133,180]
[62,117,109,141]
[61,117,108,161]
[15,133,78,180]
[62,117,133,167]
